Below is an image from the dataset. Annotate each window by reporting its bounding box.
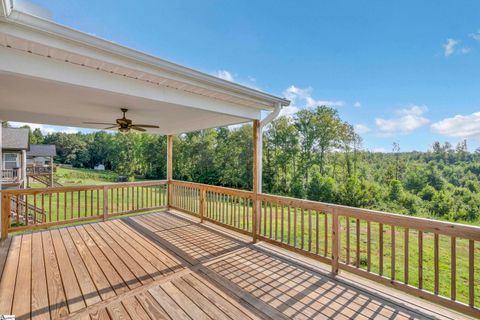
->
[3,153,19,169]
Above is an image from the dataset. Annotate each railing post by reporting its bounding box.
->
[252,119,261,243]
[103,186,108,221]
[199,188,206,223]
[331,207,340,275]
[167,135,173,209]
[1,193,11,240]
[252,195,260,242]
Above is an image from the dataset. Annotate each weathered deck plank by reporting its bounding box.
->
[0,210,474,320]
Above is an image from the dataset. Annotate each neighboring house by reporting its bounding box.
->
[1,128,58,189]
[26,144,58,187]
[1,127,29,189]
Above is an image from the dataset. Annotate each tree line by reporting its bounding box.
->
[11,105,480,223]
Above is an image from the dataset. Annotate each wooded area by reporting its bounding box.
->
[11,105,480,224]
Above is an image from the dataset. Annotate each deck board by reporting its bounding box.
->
[0,210,474,320]
[12,233,31,320]
[31,232,49,320]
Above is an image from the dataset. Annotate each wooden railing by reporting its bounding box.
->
[0,179,478,317]
[1,168,20,183]
[169,180,254,234]
[26,164,54,175]
[1,180,167,237]
[168,180,480,318]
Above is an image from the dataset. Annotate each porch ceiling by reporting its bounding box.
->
[0,71,251,135]
[0,8,289,134]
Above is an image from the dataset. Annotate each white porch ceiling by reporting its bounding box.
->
[0,71,250,135]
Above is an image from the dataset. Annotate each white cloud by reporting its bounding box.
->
[371,147,386,153]
[279,106,300,117]
[375,105,429,135]
[354,101,361,108]
[9,122,79,134]
[431,112,480,138]
[470,30,480,41]
[443,38,471,56]
[283,85,344,111]
[354,124,371,134]
[215,70,235,82]
[443,38,458,56]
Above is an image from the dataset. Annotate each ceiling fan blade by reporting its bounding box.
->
[131,126,146,132]
[132,124,160,128]
[103,126,118,130]
[83,122,117,125]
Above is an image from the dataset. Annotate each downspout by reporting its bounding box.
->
[0,0,13,18]
[256,102,282,194]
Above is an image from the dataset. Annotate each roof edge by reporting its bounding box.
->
[3,9,290,108]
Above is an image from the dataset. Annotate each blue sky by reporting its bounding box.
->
[12,0,480,152]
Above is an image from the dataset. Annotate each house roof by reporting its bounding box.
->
[0,3,289,135]
[2,127,29,150]
[27,144,56,157]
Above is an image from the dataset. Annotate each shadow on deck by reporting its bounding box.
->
[0,210,472,320]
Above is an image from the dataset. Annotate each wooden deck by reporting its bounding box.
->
[0,210,473,320]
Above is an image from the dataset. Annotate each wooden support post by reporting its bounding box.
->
[331,208,340,275]
[50,156,54,187]
[1,193,11,240]
[200,188,206,223]
[167,135,173,208]
[103,186,108,221]
[252,120,260,242]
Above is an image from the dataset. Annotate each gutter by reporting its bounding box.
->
[260,102,282,128]
[0,0,12,17]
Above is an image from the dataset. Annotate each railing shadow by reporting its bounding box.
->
[122,211,248,265]
[197,245,445,320]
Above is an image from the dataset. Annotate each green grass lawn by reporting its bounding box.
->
[28,167,120,188]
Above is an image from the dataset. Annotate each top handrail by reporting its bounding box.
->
[1,179,168,195]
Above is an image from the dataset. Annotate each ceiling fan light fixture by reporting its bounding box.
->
[82,108,159,132]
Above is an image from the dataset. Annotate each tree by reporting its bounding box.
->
[31,128,45,144]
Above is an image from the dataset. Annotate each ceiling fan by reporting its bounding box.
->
[83,108,159,133]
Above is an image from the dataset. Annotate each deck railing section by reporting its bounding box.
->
[26,164,54,175]
[0,179,478,317]
[168,180,480,318]
[169,180,254,234]
[1,180,167,236]
[1,168,20,183]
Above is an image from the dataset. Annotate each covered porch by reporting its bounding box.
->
[0,2,479,319]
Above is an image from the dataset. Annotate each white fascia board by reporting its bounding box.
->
[0,46,261,120]
[1,10,290,109]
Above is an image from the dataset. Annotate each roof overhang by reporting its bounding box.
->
[0,6,289,134]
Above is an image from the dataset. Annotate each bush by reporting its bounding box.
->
[308,172,336,203]
[419,185,436,201]
[389,180,403,201]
